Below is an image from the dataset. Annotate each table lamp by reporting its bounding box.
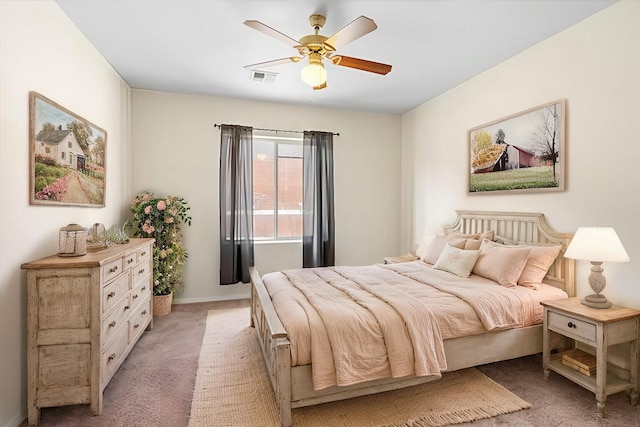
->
[564,227,629,309]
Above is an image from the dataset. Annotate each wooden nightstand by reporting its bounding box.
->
[542,298,640,418]
[383,254,419,264]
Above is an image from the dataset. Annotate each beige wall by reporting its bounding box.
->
[131,89,402,303]
[401,0,640,308]
[0,2,132,426]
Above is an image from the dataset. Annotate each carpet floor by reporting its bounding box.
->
[28,299,640,426]
[188,308,530,426]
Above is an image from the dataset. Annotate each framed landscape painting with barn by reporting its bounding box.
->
[29,91,107,207]
[468,99,565,194]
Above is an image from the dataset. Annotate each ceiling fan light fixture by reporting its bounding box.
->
[300,53,327,87]
[245,15,392,89]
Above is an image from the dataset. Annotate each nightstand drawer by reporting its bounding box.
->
[549,311,596,343]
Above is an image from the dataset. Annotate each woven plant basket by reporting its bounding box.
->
[153,292,173,316]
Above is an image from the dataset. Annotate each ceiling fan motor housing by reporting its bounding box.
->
[298,34,333,55]
[309,14,326,30]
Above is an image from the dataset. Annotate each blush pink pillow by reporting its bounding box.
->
[472,239,531,288]
[446,230,495,242]
[422,235,449,264]
[517,244,562,289]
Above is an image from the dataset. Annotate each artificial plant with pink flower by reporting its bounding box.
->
[129,191,192,296]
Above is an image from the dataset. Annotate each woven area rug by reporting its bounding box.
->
[188,308,531,427]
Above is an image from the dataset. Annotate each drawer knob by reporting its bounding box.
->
[108,353,116,361]
[109,266,118,273]
[128,258,134,264]
[142,286,146,291]
[109,321,116,327]
[124,305,130,310]
[567,321,576,328]
[107,291,116,298]
[141,251,146,256]
[133,294,138,299]
[134,323,140,329]
[142,310,147,315]
[138,269,145,274]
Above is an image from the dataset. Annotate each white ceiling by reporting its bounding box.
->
[54,0,616,115]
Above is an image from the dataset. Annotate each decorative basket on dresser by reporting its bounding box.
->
[21,238,155,426]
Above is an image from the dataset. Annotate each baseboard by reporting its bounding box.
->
[173,293,250,304]
[4,412,26,427]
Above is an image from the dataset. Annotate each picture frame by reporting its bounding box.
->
[29,91,107,207]
[468,99,565,194]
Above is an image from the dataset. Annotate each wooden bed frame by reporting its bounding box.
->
[250,210,575,426]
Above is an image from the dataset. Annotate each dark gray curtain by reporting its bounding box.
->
[302,131,335,268]
[219,125,254,284]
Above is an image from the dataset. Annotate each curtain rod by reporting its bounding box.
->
[213,124,339,136]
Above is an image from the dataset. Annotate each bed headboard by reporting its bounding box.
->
[443,210,575,297]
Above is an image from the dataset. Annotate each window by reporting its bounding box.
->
[253,135,303,240]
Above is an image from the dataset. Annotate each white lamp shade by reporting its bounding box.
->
[300,62,327,87]
[564,227,630,263]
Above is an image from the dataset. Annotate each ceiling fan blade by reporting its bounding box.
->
[331,55,392,75]
[324,16,377,49]
[313,82,327,91]
[244,57,302,69]
[244,20,300,47]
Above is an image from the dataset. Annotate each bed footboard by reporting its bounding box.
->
[249,267,292,427]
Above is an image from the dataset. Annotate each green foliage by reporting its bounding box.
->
[34,154,57,166]
[66,120,92,154]
[470,166,559,192]
[129,191,192,296]
[33,163,68,192]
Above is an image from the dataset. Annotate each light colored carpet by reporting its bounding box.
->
[188,308,531,427]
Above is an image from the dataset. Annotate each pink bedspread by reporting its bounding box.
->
[261,260,567,390]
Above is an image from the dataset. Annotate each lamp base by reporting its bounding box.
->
[581,293,613,309]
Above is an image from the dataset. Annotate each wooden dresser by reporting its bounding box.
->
[21,238,155,425]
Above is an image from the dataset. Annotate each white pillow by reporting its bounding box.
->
[433,243,481,278]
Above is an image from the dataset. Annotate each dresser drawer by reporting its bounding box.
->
[136,244,151,263]
[130,279,149,310]
[102,270,130,314]
[123,251,136,271]
[132,258,152,287]
[102,327,129,383]
[102,295,131,348]
[548,311,596,344]
[102,258,124,283]
[129,298,152,343]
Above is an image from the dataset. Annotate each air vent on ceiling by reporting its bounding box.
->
[250,70,278,84]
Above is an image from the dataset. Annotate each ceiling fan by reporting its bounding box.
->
[244,14,392,90]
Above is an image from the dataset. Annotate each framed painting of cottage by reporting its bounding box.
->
[468,99,565,194]
[29,91,107,207]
